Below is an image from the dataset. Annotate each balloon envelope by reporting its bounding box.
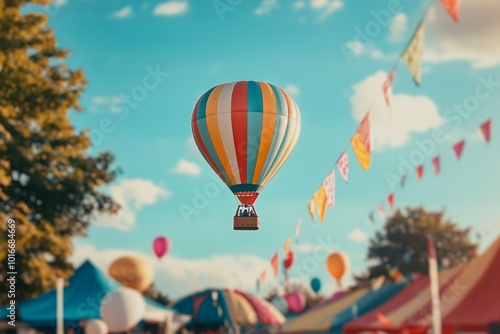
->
[153,236,170,259]
[100,288,145,333]
[108,256,153,292]
[326,252,349,284]
[84,319,108,334]
[284,292,306,314]
[310,277,321,293]
[191,81,301,205]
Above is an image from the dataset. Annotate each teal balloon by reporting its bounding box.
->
[310,277,321,293]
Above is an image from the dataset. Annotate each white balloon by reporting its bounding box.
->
[85,319,108,334]
[100,288,145,333]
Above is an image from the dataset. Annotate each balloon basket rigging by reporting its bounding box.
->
[233,204,259,231]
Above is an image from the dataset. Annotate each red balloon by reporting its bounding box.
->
[153,236,170,259]
[283,251,294,270]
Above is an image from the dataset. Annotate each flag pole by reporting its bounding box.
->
[56,272,64,334]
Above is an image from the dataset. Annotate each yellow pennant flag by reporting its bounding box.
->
[308,198,315,221]
[402,20,426,86]
[350,112,371,171]
[314,185,328,223]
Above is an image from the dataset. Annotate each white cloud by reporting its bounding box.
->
[294,244,322,253]
[171,159,201,176]
[254,0,278,16]
[111,6,133,19]
[349,228,367,243]
[370,48,383,59]
[94,179,170,231]
[293,1,306,10]
[310,0,343,20]
[388,13,407,43]
[91,96,122,105]
[70,242,268,299]
[424,0,500,68]
[210,62,222,75]
[154,0,188,16]
[350,71,443,151]
[284,84,300,97]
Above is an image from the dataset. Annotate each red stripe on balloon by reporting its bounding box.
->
[232,81,248,183]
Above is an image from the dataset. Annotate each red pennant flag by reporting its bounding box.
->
[432,156,440,175]
[417,165,424,180]
[479,119,492,143]
[441,0,459,22]
[453,140,465,160]
[270,252,279,277]
[382,67,396,108]
[387,193,395,210]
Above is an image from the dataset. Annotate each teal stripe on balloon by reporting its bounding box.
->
[246,81,263,184]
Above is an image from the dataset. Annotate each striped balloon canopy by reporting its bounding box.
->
[191,81,301,205]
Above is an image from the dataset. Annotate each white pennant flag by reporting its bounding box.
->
[323,170,336,209]
[336,151,349,183]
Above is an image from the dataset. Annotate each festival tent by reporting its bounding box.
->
[0,260,190,331]
[270,282,406,334]
[344,236,500,334]
[171,288,285,331]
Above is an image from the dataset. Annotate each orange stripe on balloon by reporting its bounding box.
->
[206,85,237,184]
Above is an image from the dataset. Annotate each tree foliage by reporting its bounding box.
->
[0,0,120,303]
[356,207,477,283]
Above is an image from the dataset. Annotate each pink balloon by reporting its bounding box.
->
[153,236,170,259]
[284,292,306,314]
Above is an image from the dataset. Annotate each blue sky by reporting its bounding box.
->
[38,0,500,299]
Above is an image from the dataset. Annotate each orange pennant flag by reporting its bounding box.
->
[376,312,394,326]
[417,165,424,180]
[441,0,459,22]
[314,185,328,223]
[350,112,372,171]
[270,253,279,277]
[260,270,267,284]
[308,198,315,221]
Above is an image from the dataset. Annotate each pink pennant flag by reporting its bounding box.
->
[387,193,395,210]
[378,204,385,219]
[479,119,492,143]
[453,140,465,160]
[295,219,302,243]
[382,67,397,108]
[441,0,460,22]
[336,151,349,183]
[432,156,440,175]
[417,165,424,180]
[323,170,336,209]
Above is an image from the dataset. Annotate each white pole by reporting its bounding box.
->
[56,277,64,334]
[428,238,442,334]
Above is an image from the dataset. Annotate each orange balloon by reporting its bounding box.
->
[108,256,153,292]
[326,252,349,285]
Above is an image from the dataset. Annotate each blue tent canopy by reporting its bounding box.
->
[1,260,172,329]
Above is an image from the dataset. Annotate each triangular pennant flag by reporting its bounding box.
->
[368,210,375,224]
[314,185,328,223]
[284,237,292,255]
[479,119,492,143]
[387,193,395,210]
[417,165,424,180]
[378,204,385,219]
[336,151,349,183]
[260,270,267,284]
[308,198,315,221]
[270,253,279,277]
[441,0,459,22]
[401,20,426,86]
[432,156,440,175]
[323,170,336,209]
[382,67,397,108]
[400,174,408,188]
[351,112,372,171]
[295,219,302,243]
[453,140,465,160]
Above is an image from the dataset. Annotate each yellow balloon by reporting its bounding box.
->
[108,256,153,292]
[326,252,349,286]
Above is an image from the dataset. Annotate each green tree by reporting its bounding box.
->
[0,0,119,303]
[356,207,477,283]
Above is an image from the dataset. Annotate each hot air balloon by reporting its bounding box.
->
[191,81,301,231]
[108,256,153,292]
[326,252,349,287]
[153,236,170,259]
[310,277,321,293]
